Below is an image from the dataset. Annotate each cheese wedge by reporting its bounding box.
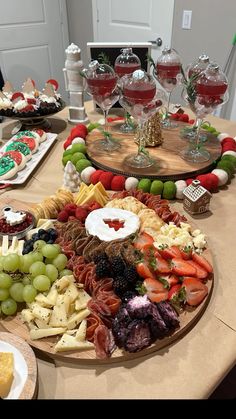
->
[0,352,14,398]
[54,333,94,352]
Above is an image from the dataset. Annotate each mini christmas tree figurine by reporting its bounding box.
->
[63,161,80,192]
[143,111,163,147]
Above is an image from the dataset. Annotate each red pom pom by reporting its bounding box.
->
[196,174,218,192]
[186,178,195,186]
[99,172,114,190]
[71,124,88,139]
[170,113,180,120]
[90,170,104,185]
[57,210,69,222]
[188,119,195,124]
[221,137,235,146]
[222,143,236,152]
[75,207,88,222]
[179,113,189,122]
[111,175,126,191]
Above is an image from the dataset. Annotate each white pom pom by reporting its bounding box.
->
[222,150,236,158]
[72,137,86,145]
[175,180,187,200]
[80,166,96,184]
[217,133,229,142]
[66,144,72,150]
[234,136,236,141]
[125,177,139,191]
[211,169,228,186]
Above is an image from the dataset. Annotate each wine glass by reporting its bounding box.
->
[114,47,141,133]
[119,69,165,169]
[180,63,229,163]
[154,47,182,129]
[181,54,210,141]
[83,60,120,151]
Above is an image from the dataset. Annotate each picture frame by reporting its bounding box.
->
[87,42,152,109]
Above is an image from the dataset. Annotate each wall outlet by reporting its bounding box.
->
[182,10,192,29]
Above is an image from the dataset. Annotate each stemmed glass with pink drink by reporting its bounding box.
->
[119,69,165,168]
[115,48,141,132]
[83,60,120,151]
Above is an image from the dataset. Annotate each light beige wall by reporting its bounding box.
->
[66,0,94,66]
[171,0,236,120]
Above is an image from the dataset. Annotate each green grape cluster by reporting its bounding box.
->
[0,242,71,317]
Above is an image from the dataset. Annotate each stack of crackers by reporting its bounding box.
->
[32,188,74,221]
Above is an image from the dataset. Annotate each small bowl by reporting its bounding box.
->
[0,209,36,240]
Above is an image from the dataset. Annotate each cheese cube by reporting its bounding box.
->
[0,352,14,398]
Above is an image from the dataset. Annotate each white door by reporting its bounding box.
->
[0,0,69,99]
[92,0,175,62]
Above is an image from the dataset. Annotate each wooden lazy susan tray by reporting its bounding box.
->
[86,128,221,181]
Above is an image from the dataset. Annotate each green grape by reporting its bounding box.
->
[23,285,37,303]
[0,288,10,301]
[22,276,31,286]
[29,261,46,277]
[33,240,46,251]
[1,298,17,315]
[0,256,4,271]
[9,283,24,302]
[41,244,60,259]
[20,254,34,273]
[52,254,68,271]
[3,254,20,272]
[0,273,13,289]
[45,264,58,282]
[31,251,44,263]
[33,275,51,292]
[53,244,61,253]
[59,269,73,278]
[44,257,53,264]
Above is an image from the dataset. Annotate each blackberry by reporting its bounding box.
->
[95,259,110,279]
[93,253,108,264]
[113,276,129,297]
[110,256,126,277]
[121,290,137,303]
[124,265,139,284]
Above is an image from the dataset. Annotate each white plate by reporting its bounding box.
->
[0,332,37,399]
[0,340,28,399]
[0,132,57,185]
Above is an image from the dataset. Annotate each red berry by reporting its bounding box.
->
[64,203,77,215]
[179,114,189,122]
[90,170,104,185]
[57,210,69,222]
[75,207,88,222]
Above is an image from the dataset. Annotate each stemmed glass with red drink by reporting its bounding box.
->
[115,48,141,132]
[83,60,120,151]
[154,47,182,129]
[119,69,164,169]
[180,63,229,163]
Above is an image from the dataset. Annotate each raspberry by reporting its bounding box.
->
[75,207,88,222]
[64,203,77,215]
[57,210,69,222]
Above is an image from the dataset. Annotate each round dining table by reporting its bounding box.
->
[0,102,236,399]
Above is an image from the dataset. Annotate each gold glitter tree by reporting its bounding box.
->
[143,111,163,147]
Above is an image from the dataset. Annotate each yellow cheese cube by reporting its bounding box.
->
[0,352,14,398]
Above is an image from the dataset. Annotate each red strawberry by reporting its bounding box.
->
[99,171,114,189]
[155,254,171,274]
[168,284,182,301]
[57,210,69,222]
[46,79,59,90]
[136,262,156,280]
[182,277,208,306]
[192,253,213,273]
[12,92,25,101]
[186,260,208,279]
[90,170,104,185]
[87,201,102,212]
[75,207,88,222]
[64,203,77,215]
[143,277,168,303]
[171,258,196,276]
[179,245,192,260]
[157,245,182,260]
[158,274,179,288]
[133,232,154,250]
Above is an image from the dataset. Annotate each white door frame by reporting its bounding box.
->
[92,0,99,40]
[59,0,70,52]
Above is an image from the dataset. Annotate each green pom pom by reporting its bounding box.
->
[162,181,176,199]
[138,178,152,192]
[150,180,164,195]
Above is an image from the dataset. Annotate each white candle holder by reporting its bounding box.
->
[63,43,88,124]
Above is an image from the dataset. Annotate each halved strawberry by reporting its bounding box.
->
[143,277,168,303]
[179,245,193,260]
[171,258,196,276]
[192,253,213,274]
[187,260,208,280]
[158,274,179,289]
[155,254,171,274]
[12,92,24,101]
[136,262,156,280]
[46,79,59,90]
[134,232,154,250]
[157,245,182,260]
[182,277,208,306]
[168,284,182,300]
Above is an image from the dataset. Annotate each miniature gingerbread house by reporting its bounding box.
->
[183,180,212,215]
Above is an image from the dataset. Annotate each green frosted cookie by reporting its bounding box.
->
[0,155,17,180]
[6,141,32,160]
